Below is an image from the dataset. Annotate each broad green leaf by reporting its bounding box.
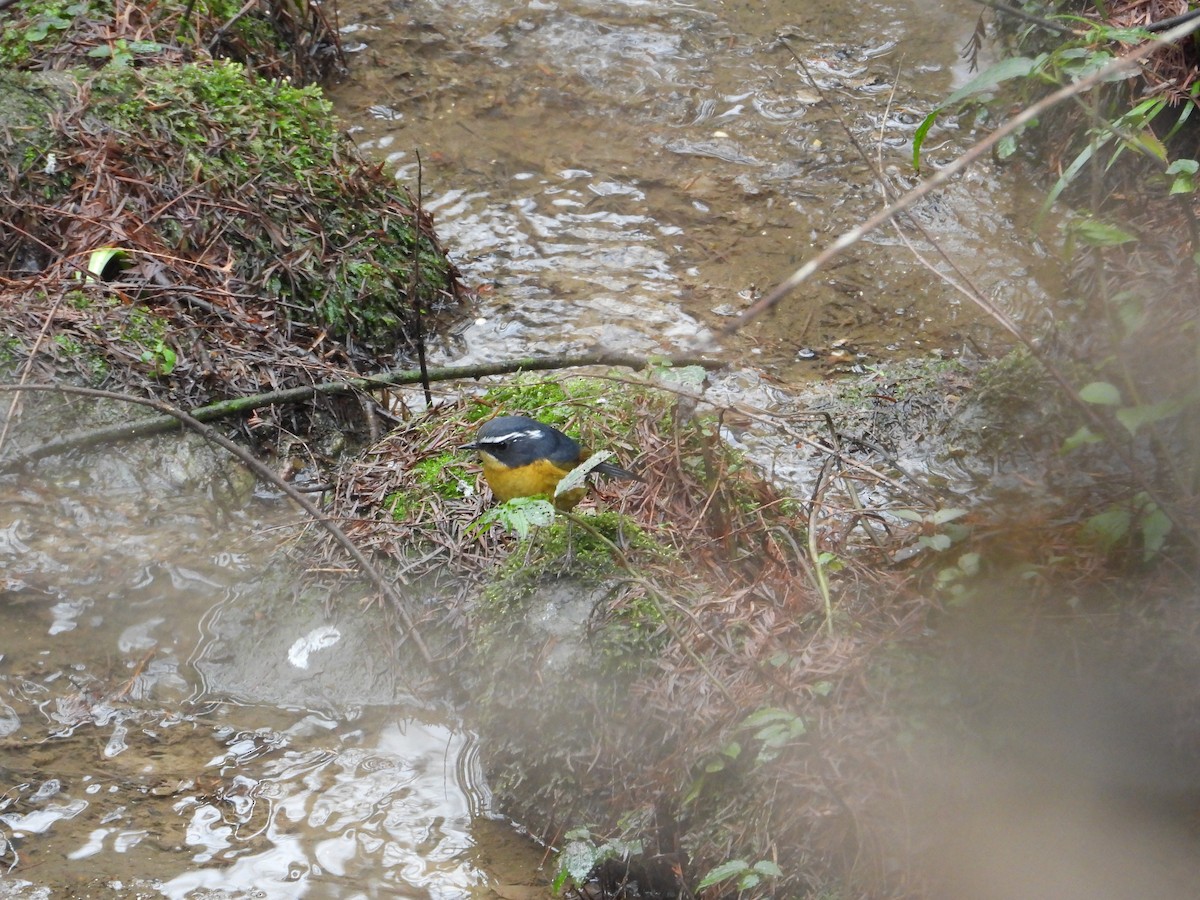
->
[891,509,926,523]
[1170,173,1196,195]
[1168,160,1197,195]
[912,56,1040,172]
[1116,398,1184,434]
[943,55,1041,107]
[1079,381,1122,405]
[1082,507,1131,551]
[752,860,785,878]
[490,497,555,538]
[920,533,953,551]
[930,507,968,525]
[559,839,600,885]
[555,451,613,497]
[1071,218,1138,247]
[698,859,750,889]
[1140,503,1172,561]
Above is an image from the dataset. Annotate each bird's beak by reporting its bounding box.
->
[460,441,480,451]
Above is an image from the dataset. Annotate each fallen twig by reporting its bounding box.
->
[0,351,722,471]
[0,382,437,667]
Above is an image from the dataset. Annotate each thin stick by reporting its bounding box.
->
[717,15,1200,339]
[0,383,436,666]
[0,351,723,471]
[409,149,433,407]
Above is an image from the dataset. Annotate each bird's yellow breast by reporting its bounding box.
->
[479,454,586,511]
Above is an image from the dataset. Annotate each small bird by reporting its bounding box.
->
[463,415,641,511]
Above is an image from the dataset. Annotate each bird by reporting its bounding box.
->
[462,414,642,512]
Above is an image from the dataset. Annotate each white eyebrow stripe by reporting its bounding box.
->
[479,428,543,444]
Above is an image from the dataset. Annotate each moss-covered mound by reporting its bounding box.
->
[0,0,467,434]
[324,370,967,898]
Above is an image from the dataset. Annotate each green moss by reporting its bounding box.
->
[477,510,672,662]
[61,60,460,354]
[383,453,476,524]
[50,331,108,381]
[0,0,101,67]
[95,62,335,185]
[468,376,643,448]
[52,333,82,355]
[383,491,414,523]
[413,454,473,499]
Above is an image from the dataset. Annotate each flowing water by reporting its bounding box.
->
[327,0,1058,382]
[1,0,1075,896]
[0,423,546,898]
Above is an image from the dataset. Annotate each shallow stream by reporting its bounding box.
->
[1,0,1074,896]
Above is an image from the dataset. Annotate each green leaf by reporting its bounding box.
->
[1166,160,1197,195]
[1061,425,1102,451]
[86,246,127,280]
[944,55,1041,107]
[485,497,555,539]
[1115,398,1184,434]
[555,450,613,497]
[698,859,750,889]
[1079,381,1122,405]
[656,363,708,387]
[996,133,1018,160]
[1082,507,1132,551]
[957,551,981,576]
[913,56,1040,171]
[1041,143,1099,221]
[930,507,968,525]
[891,508,926,523]
[912,110,939,173]
[559,839,601,885]
[740,707,798,728]
[1130,130,1167,163]
[1140,502,1172,561]
[1071,218,1138,247]
[920,533,953,551]
[752,860,785,878]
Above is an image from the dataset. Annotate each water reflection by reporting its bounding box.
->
[0,428,544,898]
[327,0,1056,377]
